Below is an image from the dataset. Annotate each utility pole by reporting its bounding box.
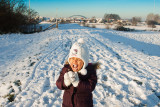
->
[154,0,155,13]
[56,8,58,28]
[29,0,30,21]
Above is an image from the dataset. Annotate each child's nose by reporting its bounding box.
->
[73,60,78,64]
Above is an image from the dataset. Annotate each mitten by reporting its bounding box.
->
[68,71,79,87]
[64,72,71,87]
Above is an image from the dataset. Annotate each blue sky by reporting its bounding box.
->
[26,0,160,20]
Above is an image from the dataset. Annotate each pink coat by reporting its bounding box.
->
[56,63,97,107]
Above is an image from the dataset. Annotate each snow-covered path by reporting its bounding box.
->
[0,24,160,107]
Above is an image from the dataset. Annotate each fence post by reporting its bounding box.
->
[40,26,42,32]
[56,20,58,28]
[34,24,36,32]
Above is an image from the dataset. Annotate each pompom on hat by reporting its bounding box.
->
[68,38,89,75]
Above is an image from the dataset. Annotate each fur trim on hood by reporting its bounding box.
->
[92,62,100,70]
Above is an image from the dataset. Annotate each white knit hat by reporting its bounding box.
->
[68,38,89,75]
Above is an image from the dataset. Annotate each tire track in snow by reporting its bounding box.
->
[22,41,62,90]
[87,36,142,106]
[33,38,72,107]
[13,38,72,107]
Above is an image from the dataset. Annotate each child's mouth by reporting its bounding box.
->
[72,64,78,71]
[73,64,78,68]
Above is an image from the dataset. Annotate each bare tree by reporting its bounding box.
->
[146,13,155,22]
[27,9,39,22]
[146,13,160,23]
[132,17,141,26]
[14,1,27,14]
[154,14,160,23]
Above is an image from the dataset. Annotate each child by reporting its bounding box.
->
[56,38,98,107]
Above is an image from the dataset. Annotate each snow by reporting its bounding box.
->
[0,24,160,107]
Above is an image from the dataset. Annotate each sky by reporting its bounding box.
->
[26,0,160,20]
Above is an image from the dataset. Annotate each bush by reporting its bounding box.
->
[115,26,134,31]
[147,20,157,28]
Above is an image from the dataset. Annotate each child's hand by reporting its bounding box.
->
[68,71,79,87]
[68,71,77,82]
[64,72,71,87]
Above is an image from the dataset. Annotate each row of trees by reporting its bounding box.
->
[103,13,160,28]
[131,13,160,27]
[0,0,39,33]
[103,13,140,26]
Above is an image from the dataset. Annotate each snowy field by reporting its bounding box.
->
[0,24,160,107]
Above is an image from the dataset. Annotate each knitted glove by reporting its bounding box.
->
[68,71,79,87]
[64,72,71,87]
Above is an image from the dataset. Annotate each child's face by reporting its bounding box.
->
[69,57,84,72]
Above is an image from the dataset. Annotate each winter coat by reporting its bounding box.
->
[56,63,98,107]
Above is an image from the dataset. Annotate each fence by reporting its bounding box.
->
[20,24,42,34]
